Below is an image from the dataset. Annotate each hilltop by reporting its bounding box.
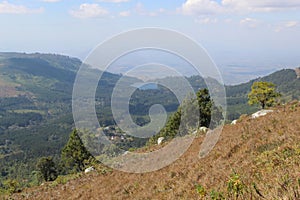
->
[9,101,300,199]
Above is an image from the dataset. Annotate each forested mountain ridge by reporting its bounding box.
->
[0,53,83,187]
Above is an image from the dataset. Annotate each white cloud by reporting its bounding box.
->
[42,0,61,2]
[70,4,109,19]
[182,0,223,15]
[240,18,260,28]
[181,0,300,16]
[98,0,129,2]
[222,0,300,13]
[135,3,166,16]
[274,20,298,32]
[195,17,218,24]
[135,2,146,15]
[285,21,298,28]
[0,1,43,14]
[119,10,130,17]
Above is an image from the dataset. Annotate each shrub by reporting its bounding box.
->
[195,184,206,197]
[227,172,245,199]
[210,189,225,200]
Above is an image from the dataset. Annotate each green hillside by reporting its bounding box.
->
[225,68,300,119]
[0,53,81,186]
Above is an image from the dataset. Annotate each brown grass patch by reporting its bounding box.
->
[0,79,22,97]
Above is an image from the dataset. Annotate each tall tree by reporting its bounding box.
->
[248,81,281,109]
[61,129,93,173]
[36,157,57,181]
[196,88,213,128]
[148,88,220,144]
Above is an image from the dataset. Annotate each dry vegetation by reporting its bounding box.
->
[10,101,300,200]
[0,79,20,98]
[295,67,300,78]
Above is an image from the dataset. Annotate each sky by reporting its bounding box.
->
[1,0,300,83]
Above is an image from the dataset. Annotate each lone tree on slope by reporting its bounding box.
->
[248,81,281,109]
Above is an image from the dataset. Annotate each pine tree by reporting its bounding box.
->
[196,88,213,128]
[61,129,93,173]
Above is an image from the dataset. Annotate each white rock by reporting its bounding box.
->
[251,110,273,119]
[231,120,237,125]
[199,126,208,133]
[84,166,95,173]
[157,137,164,145]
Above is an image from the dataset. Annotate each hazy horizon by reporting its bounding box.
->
[1,0,300,84]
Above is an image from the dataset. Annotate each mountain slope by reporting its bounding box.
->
[0,53,83,187]
[10,101,300,199]
[0,52,299,192]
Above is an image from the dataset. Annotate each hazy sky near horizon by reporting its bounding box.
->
[1,0,300,83]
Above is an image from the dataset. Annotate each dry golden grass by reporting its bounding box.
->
[10,101,300,200]
[0,78,23,97]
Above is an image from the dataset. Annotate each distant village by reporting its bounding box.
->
[101,126,133,143]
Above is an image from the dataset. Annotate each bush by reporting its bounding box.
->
[2,179,21,194]
[195,184,206,197]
